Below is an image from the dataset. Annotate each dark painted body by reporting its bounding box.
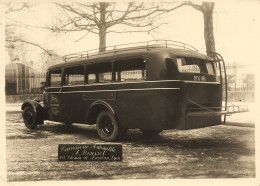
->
[40,47,221,130]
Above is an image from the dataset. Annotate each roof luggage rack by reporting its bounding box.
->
[63,40,198,62]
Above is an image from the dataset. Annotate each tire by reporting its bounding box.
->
[23,106,38,129]
[96,110,122,142]
[141,129,163,136]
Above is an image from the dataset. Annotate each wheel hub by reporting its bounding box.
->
[100,116,114,136]
[25,112,33,124]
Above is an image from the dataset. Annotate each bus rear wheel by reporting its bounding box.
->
[23,106,38,129]
[96,110,122,142]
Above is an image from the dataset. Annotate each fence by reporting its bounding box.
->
[5,62,254,95]
[5,73,46,95]
[225,62,254,92]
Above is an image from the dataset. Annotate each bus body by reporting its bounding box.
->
[22,41,226,141]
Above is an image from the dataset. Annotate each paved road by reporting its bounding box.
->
[6,112,255,181]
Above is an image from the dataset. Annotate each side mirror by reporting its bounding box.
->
[41,81,46,87]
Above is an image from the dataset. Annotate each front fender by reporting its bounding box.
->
[21,101,46,123]
[21,100,43,112]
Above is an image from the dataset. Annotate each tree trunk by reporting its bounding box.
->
[99,3,107,53]
[202,2,215,53]
[99,26,107,52]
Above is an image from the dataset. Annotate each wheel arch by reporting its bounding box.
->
[87,100,116,124]
[21,101,45,123]
[21,101,41,112]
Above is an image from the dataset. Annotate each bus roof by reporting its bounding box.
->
[48,46,211,70]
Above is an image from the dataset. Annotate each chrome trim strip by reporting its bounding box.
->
[183,81,219,84]
[47,88,180,94]
[46,79,219,89]
[46,80,181,89]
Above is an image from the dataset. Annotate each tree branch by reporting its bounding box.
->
[107,23,167,34]
[185,2,203,12]
[118,2,188,21]
[104,2,188,28]
[5,39,53,56]
[74,31,90,42]
[106,2,135,27]
[55,3,100,24]
[5,2,32,14]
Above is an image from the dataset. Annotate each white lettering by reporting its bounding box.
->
[194,76,206,81]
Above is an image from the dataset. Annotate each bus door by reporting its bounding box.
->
[46,69,64,122]
[61,65,85,123]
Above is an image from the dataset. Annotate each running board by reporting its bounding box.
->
[186,99,248,117]
[187,108,248,117]
[187,110,228,117]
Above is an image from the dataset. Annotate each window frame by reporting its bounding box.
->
[176,57,216,75]
[48,68,62,87]
[86,61,113,84]
[63,65,86,86]
[47,56,147,87]
[113,57,147,82]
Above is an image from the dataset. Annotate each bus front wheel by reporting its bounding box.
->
[23,106,38,129]
[96,110,122,142]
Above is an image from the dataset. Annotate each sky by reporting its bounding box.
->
[4,0,260,70]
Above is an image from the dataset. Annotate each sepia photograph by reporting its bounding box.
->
[0,0,259,185]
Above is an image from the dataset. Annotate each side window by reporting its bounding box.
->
[64,66,85,86]
[176,58,214,75]
[88,73,96,84]
[177,58,200,73]
[50,69,62,87]
[86,62,112,84]
[121,70,145,81]
[99,72,112,83]
[114,58,146,82]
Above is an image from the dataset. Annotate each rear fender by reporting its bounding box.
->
[21,101,45,124]
[87,100,116,124]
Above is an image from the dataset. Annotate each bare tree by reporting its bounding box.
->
[38,51,63,72]
[5,2,52,56]
[186,2,216,53]
[5,2,31,14]
[5,1,217,57]
[52,2,188,52]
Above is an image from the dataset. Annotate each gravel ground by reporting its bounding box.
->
[5,112,255,181]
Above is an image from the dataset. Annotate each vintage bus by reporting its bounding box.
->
[21,40,246,142]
